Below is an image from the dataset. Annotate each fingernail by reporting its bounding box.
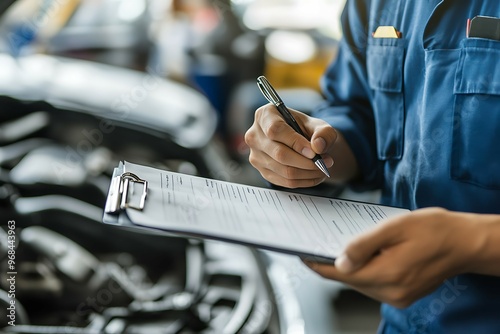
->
[314,137,326,153]
[335,253,356,274]
[324,156,334,168]
[301,147,315,159]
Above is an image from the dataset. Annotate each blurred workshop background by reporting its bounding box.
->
[0,1,382,333]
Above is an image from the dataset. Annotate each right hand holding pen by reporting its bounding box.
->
[244,104,336,188]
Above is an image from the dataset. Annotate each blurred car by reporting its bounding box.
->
[0,1,304,333]
[0,1,379,334]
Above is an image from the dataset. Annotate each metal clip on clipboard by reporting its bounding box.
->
[104,172,148,214]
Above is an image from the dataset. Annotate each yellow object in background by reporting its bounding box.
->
[264,44,337,91]
[38,0,81,39]
[2,0,81,40]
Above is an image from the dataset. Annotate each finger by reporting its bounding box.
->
[335,217,405,274]
[248,121,334,171]
[260,140,335,172]
[260,137,319,170]
[264,170,326,188]
[266,143,334,173]
[307,252,443,308]
[248,149,332,188]
[248,138,333,178]
[256,105,318,159]
[257,166,327,189]
[246,128,315,171]
[304,260,345,281]
[305,251,394,287]
[308,122,338,155]
[291,111,338,155]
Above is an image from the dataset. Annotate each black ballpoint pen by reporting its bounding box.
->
[257,76,330,178]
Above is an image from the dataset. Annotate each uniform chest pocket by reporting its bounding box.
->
[367,39,405,160]
[451,38,500,189]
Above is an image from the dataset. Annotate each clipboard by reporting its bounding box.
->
[103,162,186,240]
[103,161,410,263]
[103,162,141,227]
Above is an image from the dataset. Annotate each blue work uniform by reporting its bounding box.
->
[313,0,500,333]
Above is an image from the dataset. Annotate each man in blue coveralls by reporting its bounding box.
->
[245,1,500,333]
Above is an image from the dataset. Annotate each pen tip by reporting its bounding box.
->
[315,160,331,178]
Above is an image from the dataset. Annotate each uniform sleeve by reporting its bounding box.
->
[312,0,382,190]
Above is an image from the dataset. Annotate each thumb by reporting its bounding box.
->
[309,124,338,155]
[334,253,357,274]
[335,220,401,274]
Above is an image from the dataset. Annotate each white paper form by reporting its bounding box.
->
[122,161,409,260]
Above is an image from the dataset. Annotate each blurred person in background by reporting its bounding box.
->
[245,1,500,333]
[155,0,264,135]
